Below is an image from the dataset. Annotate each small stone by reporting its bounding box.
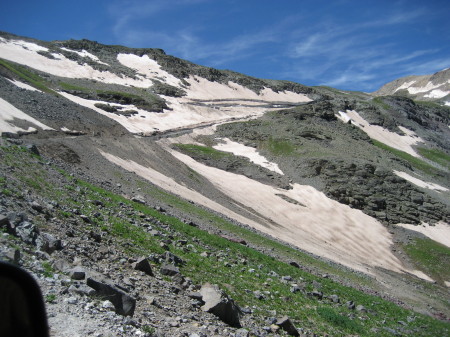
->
[69,266,86,280]
[356,305,367,312]
[311,290,323,300]
[132,195,146,204]
[102,300,115,311]
[289,261,300,268]
[328,294,340,303]
[66,297,78,304]
[235,328,249,337]
[160,264,180,276]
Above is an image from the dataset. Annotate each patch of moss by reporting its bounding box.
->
[402,238,450,286]
[417,147,450,170]
[0,58,56,94]
[372,140,442,176]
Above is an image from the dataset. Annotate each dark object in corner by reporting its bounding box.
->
[0,261,49,337]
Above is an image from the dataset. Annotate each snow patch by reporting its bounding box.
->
[0,97,53,133]
[407,81,447,95]
[396,222,450,248]
[0,38,153,87]
[7,78,42,92]
[394,171,448,192]
[339,110,422,157]
[117,54,180,87]
[424,89,449,99]
[185,76,311,103]
[336,110,353,123]
[394,80,416,92]
[213,138,283,174]
[60,47,109,66]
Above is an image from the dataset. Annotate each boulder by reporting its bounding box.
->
[132,257,154,276]
[36,232,62,254]
[87,275,136,316]
[131,195,146,204]
[219,234,247,245]
[160,264,180,276]
[25,144,40,156]
[15,221,39,245]
[69,266,86,280]
[199,283,242,328]
[160,251,184,266]
[289,261,300,268]
[0,248,20,264]
[276,316,300,336]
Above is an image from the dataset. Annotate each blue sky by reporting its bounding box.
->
[1,0,449,91]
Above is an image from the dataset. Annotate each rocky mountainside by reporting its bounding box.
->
[1,31,450,336]
[373,68,450,104]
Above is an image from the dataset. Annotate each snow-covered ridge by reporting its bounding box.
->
[375,68,450,100]
[0,37,153,87]
[0,37,312,134]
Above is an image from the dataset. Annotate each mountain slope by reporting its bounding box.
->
[373,68,450,104]
[1,31,450,335]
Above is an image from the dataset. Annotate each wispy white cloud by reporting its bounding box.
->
[107,1,448,91]
[283,7,449,90]
[108,0,281,65]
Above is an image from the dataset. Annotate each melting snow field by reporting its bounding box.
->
[394,171,449,192]
[0,37,153,87]
[213,138,284,174]
[337,110,422,157]
[0,97,53,133]
[396,222,450,248]
[7,78,42,92]
[101,148,431,280]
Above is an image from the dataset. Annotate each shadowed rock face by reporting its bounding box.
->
[87,275,136,316]
[200,283,242,328]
